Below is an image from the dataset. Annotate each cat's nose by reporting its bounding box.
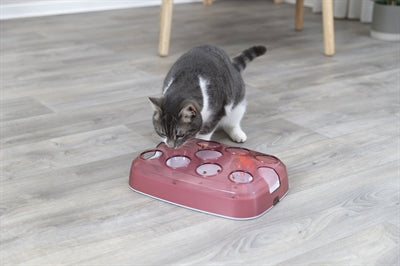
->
[168,140,181,149]
[173,143,182,149]
[173,140,187,149]
[166,139,175,148]
[171,142,180,149]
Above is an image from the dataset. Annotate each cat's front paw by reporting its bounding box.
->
[196,132,213,141]
[229,128,247,143]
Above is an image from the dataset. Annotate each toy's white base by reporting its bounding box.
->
[129,185,289,220]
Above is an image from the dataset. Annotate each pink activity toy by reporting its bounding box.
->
[129,139,288,220]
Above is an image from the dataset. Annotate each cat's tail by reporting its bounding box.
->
[232,46,267,72]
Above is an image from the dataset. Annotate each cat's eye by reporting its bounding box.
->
[176,134,184,139]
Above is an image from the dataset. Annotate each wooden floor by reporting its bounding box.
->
[1,0,399,265]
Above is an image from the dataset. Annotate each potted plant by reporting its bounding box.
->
[371,0,400,41]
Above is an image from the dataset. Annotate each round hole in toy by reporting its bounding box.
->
[229,171,253,184]
[196,163,222,177]
[195,150,222,160]
[226,147,249,155]
[141,150,162,160]
[257,167,280,193]
[166,156,191,169]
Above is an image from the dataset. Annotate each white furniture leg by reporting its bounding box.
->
[322,0,335,56]
[158,0,173,57]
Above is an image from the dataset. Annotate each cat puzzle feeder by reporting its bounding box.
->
[129,139,288,220]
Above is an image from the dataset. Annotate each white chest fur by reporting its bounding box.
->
[199,75,212,123]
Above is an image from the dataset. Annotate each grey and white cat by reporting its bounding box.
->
[149,45,266,148]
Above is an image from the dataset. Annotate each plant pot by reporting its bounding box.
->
[370,3,400,41]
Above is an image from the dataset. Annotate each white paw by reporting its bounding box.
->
[229,128,247,143]
[196,132,213,141]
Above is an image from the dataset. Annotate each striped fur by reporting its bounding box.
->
[232,46,267,72]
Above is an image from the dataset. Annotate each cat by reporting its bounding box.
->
[149,45,266,148]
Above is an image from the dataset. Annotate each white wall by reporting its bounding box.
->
[0,0,203,20]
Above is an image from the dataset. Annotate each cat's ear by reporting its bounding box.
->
[149,97,163,120]
[179,102,198,123]
[149,97,163,111]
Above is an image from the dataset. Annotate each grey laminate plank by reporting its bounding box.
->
[1,55,157,101]
[35,75,163,111]
[0,96,53,121]
[1,97,154,148]
[1,125,152,180]
[245,49,399,93]
[280,128,398,194]
[280,70,398,138]
[277,223,399,265]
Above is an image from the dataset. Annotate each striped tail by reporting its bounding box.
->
[232,46,267,72]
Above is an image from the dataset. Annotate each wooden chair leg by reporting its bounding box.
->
[322,0,335,56]
[295,0,304,31]
[158,0,173,57]
[203,0,212,6]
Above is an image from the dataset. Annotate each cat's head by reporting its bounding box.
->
[149,97,202,148]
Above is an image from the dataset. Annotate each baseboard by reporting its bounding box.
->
[0,0,203,20]
[284,0,314,8]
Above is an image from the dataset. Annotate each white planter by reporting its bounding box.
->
[370,3,400,41]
